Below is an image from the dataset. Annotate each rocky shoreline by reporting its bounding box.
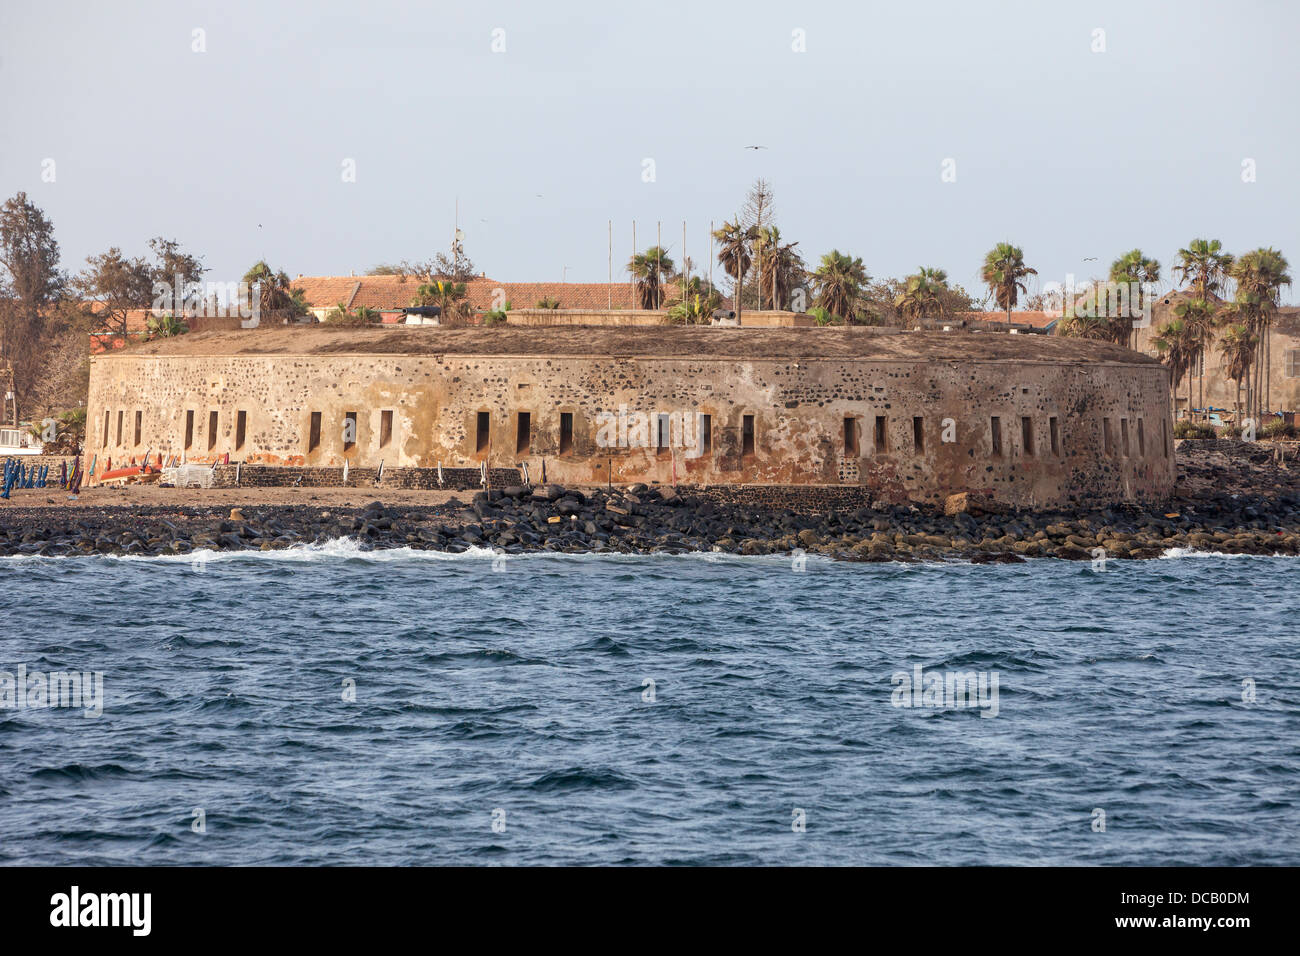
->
[1,441,1296,563]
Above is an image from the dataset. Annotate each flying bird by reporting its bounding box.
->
[744,145,768,150]
[1083,256,1097,261]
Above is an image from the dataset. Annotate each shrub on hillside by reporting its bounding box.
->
[1260,419,1298,440]
[1174,420,1217,440]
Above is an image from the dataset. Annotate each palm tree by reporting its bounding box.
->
[981,243,1037,328]
[1227,248,1291,422]
[1173,239,1233,409]
[413,280,474,323]
[895,267,949,327]
[1153,318,1196,419]
[1172,297,1217,417]
[1173,238,1232,300]
[1217,323,1258,425]
[627,246,675,310]
[754,227,805,311]
[1057,309,1112,340]
[712,220,758,320]
[811,251,868,321]
[1108,249,1161,348]
[243,261,309,320]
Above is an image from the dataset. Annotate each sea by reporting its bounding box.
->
[1,542,1297,865]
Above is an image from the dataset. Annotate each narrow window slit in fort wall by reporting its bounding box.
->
[475,411,489,453]
[184,410,194,450]
[343,411,357,453]
[308,412,322,452]
[1021,416,1033,456]
[516,411,531,454]
[913,416,924,454]
[1121,418,1130,457]
[208,410,218,451]
[742,415,755,457]
[844,417,857,456]
[559,412,573,454]
[134,411,142,446]
[102,409,110,448]
[990,416,1002,456]
[1103,418,1115,456]
[236,410,247,451]
[115,410,123,447]
[874,415,887,453]
[379,410,392,449]
[1050,416,1060,456]
[700,414,712,454]
[1137,419,1145,457]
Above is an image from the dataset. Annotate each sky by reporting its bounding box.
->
[2,0,1297,302]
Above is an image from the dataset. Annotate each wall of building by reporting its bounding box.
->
[1134,311,1300,416]
[85,348,1174,506]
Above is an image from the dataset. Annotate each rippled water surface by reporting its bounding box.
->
[1,542,1297,865]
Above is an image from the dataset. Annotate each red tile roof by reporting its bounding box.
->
[293,275,652,311]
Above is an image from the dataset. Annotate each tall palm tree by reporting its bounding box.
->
[1217,323,1258,425]
[1153,318,1196,419]
[981,243,1036,329]
[895,267,949,327]
[1173,239,1233,409]
[712,220,758,320]
[1172,297,1217,416]
[811,250,869,321]
[1227,248,1291,422]
[754,227,805,311]
[1173,238,1233,301]
[627,246,675,310]
[1108,249,1161,348]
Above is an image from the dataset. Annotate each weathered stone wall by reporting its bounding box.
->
[210,464,521,490]
[85,346,1174,506]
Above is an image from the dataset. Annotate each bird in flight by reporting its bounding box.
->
[1083,256,1097,261]
[744,145,768,150]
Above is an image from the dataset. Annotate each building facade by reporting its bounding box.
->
[85,325,1175,506]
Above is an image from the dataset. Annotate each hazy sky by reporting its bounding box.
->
[2,0,1297,301]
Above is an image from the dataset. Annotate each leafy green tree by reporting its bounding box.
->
[0,192,65,406]
[78,248,154,340]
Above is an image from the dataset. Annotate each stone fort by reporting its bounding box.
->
[84,323,1175,507]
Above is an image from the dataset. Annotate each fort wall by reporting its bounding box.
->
[84,326,1174,507]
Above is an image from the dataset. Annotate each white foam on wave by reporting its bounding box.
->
[1158,546,1287,560]
[0,536,831,567]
